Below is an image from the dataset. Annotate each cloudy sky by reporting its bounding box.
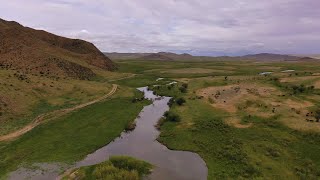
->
[0,0,319,55]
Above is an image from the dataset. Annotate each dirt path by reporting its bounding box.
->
[0,84,118,142]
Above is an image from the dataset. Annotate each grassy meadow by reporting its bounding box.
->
[1,58,320,179]
[0,84,149,178]
[115,59,320,179]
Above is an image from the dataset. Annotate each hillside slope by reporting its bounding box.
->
[0,19,118,136]
[0,18,115,80]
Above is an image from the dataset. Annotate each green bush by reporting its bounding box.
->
[182,83,188,89]
[179,86,187,93]
[109,156,152,175]
[164,111,181,122]
[65,156,152,180]
[176,97,186,106]
[167,98,175,107]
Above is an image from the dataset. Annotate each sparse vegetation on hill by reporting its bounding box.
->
[0,18,115,80]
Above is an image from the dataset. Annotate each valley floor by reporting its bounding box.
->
[1,59,320,179]
[117,59,320,179]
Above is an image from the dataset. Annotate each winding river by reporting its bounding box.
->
[9,87,207,180]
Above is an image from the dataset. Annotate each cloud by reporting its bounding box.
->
[0,0,319,55]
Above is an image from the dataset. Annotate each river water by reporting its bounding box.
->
[9,87,207,180]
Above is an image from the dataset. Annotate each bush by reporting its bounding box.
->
[167,98,175,107]
[315,110,320,122]
[208,97,215,104]
[164,111,181,122]
[125,121,136,131]
[182,83,188,89]
[67,156,153,180]
[179,86,187,93]
[291,84,314,94]
[109,156,152,175]
[176,97,186,106]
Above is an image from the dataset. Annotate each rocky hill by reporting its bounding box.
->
[0,18,115,80]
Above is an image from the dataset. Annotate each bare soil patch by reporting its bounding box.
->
[314,80,320,89]
[225,117,253,128]
[197,83,277,113]
[197,83,319,131]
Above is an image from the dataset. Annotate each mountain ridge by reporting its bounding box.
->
[105,52,318,61]
[0,18,115,80]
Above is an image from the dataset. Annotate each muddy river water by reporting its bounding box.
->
[9,87,207,180]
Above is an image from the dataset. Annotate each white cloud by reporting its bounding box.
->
[0,0,319,55]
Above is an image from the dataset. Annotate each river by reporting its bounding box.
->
[9,87,207,180]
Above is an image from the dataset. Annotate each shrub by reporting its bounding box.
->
[176,97,186,106]
[164,111,181,122]
[179,86,187,93]
[315,110,320,122]
[125,121,136,131]
[209,97,214,104]
[67,156,152,180]
[109,156,152,175]
[167,98,175,107]
[182,83,188,89]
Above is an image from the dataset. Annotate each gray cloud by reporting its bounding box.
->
[0,0,319,55]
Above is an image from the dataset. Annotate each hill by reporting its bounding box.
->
[0,18,115,80]
[106,52,316,62]
[106,52,195,61]
[105,52,151,60]
[139,53,174,61]
[0,19,119,137]
[294,54,320,60]
[239,53,304,61]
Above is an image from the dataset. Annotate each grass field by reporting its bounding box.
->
[2,58,320,179]
[0,87,149,178]
[114,59,320,179]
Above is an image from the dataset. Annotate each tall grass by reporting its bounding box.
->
[64,156,152,180]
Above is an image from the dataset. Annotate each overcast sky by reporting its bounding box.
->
[0,0,319,55]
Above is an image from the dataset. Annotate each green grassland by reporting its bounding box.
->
[114,59,320,179]
[2,58,320,179]
[0,87,149,178]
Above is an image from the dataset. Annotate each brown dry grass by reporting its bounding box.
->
[280,76,320,83]
[225,117,253,128]
[197,82,319,131]
[197,83,276,113]
[314,80,320,89]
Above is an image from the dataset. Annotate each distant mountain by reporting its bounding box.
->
[105,52,317,62]
[105,52,194,61]
[239,53,309,61]
[140,53,174,61]
[293,54,320,59]
[105,52,152,60]
[0,18,115,80]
